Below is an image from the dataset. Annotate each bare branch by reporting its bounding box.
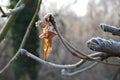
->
[100,23,120,36]
[0,0,42,74]
[19,49,101,75]
[20,49,111,68]
[19,48,120,76]
[61,62,98,76]
[20,49,86,69]
[87,37,120,56]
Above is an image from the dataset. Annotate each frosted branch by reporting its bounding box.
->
[61,62,98,76]
[87,37,120,56]
[20,49,86,69]
[100,23,120,36]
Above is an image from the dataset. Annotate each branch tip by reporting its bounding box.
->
[100,23,106,31]
[19,49,27,55]
[100,23,120,36]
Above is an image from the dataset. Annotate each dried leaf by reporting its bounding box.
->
[40,26,56,60]
[36,14,56,60]
[40,24,56,60]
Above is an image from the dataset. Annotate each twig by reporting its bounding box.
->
[1,4,25,17]
[20,49,109,68]
[20,47,120,75]
[100,23,120,36]
[61,62,98,76]
[0,0,42,74]
[19,49,101,75]
[20,49,86,69]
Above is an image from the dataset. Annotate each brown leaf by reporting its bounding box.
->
[40,25,56,60]
[36,14,56,60]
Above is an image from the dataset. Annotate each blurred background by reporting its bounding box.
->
[0,0,120,80]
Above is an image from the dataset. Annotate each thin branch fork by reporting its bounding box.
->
[20,49,86,68]
[61,62,98,76]
[19,48,120,75]
[20,49,106,68]
[19,49,100,76]
[20,49,119,76]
